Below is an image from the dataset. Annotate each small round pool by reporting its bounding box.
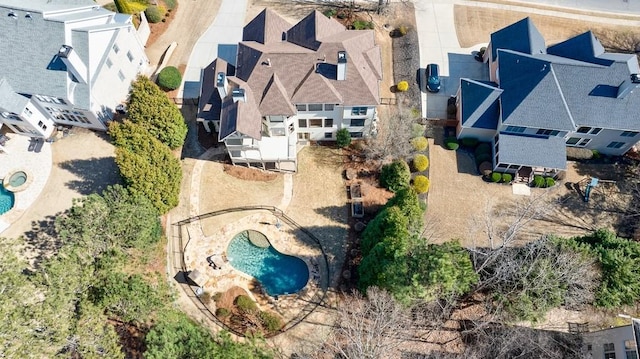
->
[0,186,15,215]
[227,230,309,296]
[8,171,27,187]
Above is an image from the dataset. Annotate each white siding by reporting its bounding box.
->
[90,25,148,117]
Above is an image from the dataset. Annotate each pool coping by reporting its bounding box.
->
[182,210,329,332]
[226,229,311,297]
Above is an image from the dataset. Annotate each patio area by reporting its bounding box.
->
[0,133,52,234]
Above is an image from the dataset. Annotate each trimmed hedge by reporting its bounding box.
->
[145,5,162,23]
[380,160,411,192]
[413,154,429,172]
[397,81,409,92]
[502,173,513,183]
[411,136,428,151]
[157,66,182,90]
[445,137,459,150]
[545,177,555,188]
[413,175,430,194]
[490,172,502,183]
[460,137,479,148]
[533,175,545,188]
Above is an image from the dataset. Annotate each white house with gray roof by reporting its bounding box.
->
[0,0,148,139]
[199,9,382,172]
[456,18,640,180]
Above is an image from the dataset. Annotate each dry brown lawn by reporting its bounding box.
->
[198,161,284,237]
[427,129,628,248]
[454,5,640,49]
[287,146,349,286]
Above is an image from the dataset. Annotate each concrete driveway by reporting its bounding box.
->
[415,0,490,119]
[180,0,247,99]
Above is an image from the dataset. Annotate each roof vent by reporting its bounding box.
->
[337,51,347,81]
[232,88,246,103]
[216,72,228,98]
[8,11,16,18]
[25,13,32,19]
[616,74,640,99]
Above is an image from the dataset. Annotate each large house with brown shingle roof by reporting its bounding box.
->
[200,9,382,172]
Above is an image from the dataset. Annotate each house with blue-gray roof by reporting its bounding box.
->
[0,0,149,140]
[456,17,640,181]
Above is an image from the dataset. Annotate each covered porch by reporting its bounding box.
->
[493,133,567,184]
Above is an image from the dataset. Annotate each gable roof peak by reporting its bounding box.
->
[286,10,345,50]
[490,17,546,59]
[243,8,292,44]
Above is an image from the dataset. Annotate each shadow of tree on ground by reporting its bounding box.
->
[58,157,122,196]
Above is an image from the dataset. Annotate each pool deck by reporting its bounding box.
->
[183,211,328,321]
[0,134,52,234]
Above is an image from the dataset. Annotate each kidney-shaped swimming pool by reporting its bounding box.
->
[227,230,309,296]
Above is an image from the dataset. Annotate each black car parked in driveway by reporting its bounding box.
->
[426,63,441,93]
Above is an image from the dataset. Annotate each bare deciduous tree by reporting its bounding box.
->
[364,106,418,167]
[324,287,411,359]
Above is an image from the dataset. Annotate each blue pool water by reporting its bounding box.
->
[0,186,14,215]
[227,231,309,296]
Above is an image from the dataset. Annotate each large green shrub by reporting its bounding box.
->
[336,128,351,148]
[502,173,513,183]
[145,5,162,23]
[126,75,187,149]
[411,136,428,151]
[413,154,429,172]
[413,175,430,194]
[380,160,411,192]
[533,175,545,188]
[164,0,176,9]
[157,66,182,90]
[573,229,640,307]
[109,121,182,214]
[234,295,257,313]
[445,137,459,150]
[490,172,502,183]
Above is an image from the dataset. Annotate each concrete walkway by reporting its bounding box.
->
[179,0,248,99]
